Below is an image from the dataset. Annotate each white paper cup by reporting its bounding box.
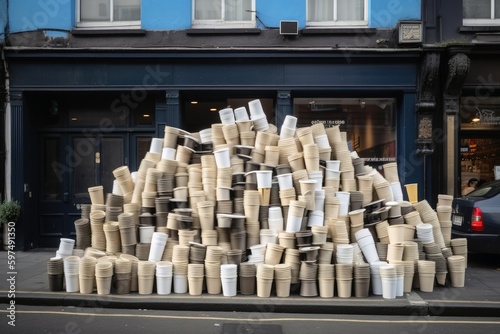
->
[277,173,293,190]
[219,108,236,124]
[173,274,188,293]
[65,274,80,293]
[234,107,250,121]
[213,148,231,168]
[161,147,177,160]
[256,170,273,188]
[139,226,155,244]
[221,277,238,297]
[282,115,297,129]
[149,138,164,154]
[156,275,172,295]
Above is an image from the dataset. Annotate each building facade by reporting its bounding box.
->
[3,0,426,249]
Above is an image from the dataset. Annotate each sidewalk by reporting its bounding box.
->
[1,249,499,317]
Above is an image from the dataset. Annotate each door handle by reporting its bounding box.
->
[63,192,69,203]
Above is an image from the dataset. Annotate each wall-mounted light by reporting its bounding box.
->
[210,108,217,112]
[472,117,480,122]
[191,101,198,104]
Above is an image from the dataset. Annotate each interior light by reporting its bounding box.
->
[210,108,217,112]
[472,117,480,122]
[71,117,78,121]
[143,114,150,118]
[191,101,198,104]
[308,100,315,104]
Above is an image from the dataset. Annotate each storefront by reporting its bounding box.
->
[6,48,422,249]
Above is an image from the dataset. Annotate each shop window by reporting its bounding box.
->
[192,0,255,28]
[463,0,500,26]
[77,0,141,28]
[460,96,500,130]
[307,0,367,27]
[294,98,396,165]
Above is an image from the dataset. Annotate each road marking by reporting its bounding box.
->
[1,310,499,324]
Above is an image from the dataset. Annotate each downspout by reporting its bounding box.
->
[1,48,11,201]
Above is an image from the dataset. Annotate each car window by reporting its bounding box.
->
[466,182,500,198]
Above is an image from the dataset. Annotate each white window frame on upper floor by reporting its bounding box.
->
[463,0,500,26]
[306,0,368,27]
[76,0,141,29]
[192,0,256,29]
[306,0,368,28]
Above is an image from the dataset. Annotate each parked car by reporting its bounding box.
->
[451,180,500,254]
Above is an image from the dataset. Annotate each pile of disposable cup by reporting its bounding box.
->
[187,263,205,296]
[355,228,379,264]
[450,238,468,268]
[64,256,80,293]
[299,261,319,297]
[336,244,354,265]
[353,263,371,297]
[274,264,292,297]
[114,258,132,295]
[148,232,168,262]
[172,245,190,293]
[256,264,275,297]
[58,238,76,258]
[370,261,388,295]
[137,261,156,295]
[318,264,335,298]
[156,261,173,295]
[416,223,434,244]
[417,260,436,292]
[95,261,114,295]
[379,265,397,299]
[239,263,257,295]
[79,256,97,294]
[335,263,353,298]
[447,255,466,288]
[220,264,238,297]
[264,243,285,265]
[47,257,64,291]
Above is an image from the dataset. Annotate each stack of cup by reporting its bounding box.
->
[78,256,97,294]
[239,263,257,295]
[311,225,328,245]
[219,107,235,125]
[156,261,173,295]
[95,261,114,295]
[220,264,238,297]
[74,219,91,250]
[148,232,168,262]
[394,263,405,296]
[164,126,180,149]
[264,243,285,265]
[302,144,320,173]
[88,186,104,205]
[58,238,76,258]
[318,264,335,298]
[353,263,371,297]
[318,242,334,264]
[324,196,340,220]
[120,254,139,292]
[256,264,275,297]
[248,99,269,132]
[357,175,374,206]
[417,260,436,292]
[103,222,121,254]
[114,258,132,294]
[387,242,405,262]
[256,170,273,206]
[118,212,137,255]
[348,209,365,240]
[335,263,353,298]
[416,223,434,244]
[47,258,64,291]
[355,228,379,264]
[172,245,190,293]
[450,238,468,268]
[205,246,224,294]
[274,264,292,297]
[286,200,306,232]
[64,256,80,293]
[268,207,284,234]
[335,192,350,216]
[137,260,156,295]
[284,248,301,284]
[280,115,297,139]
[248,244,266,264]
[299,261,318,297]
[187,263,205,296]
[447,255,466,288]
[379,265,397,299]
[329,219,350,245]
[369,261,388,295]
[90,210,106,251]
[336,244,354,265]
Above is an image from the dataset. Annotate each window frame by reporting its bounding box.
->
[306,0,368,27]
[192,0,256,29]
[463,0,500,26]
[76,0,141,29]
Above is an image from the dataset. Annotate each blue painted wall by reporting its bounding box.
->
[0,0,7,42]
[6,0,421,33]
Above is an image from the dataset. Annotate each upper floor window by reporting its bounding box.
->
[193,0,255,28]
[77,0,141,28]
[463,0,500,26]
[307,0,367,27]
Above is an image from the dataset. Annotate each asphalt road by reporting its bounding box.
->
[1,305,499,334]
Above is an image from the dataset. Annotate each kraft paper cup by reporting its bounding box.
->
[256,278,273,298]
[319,278,335,298]
[336,279,353,298]
[404,183,418,204]
[88,186,104,205]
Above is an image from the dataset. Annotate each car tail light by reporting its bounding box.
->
[471,207,484,232]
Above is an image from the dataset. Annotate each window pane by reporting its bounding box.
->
[195,0,221,20]
[100,137,123,194]
[496,0,500,18]
[42,137,61,201]
[114,0,141,21]
[72,137,96,198]
[81,0,110,22]
[463,0,490,18]
[338,0,364,21]
[294,98,396,165]
[225,0,252,21]
[307,0,334,22]
[137,137,152,168]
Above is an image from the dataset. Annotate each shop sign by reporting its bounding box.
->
[474,109,500,125]
[311,119,346,127]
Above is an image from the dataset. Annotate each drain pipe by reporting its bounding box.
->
[1,48,11,201]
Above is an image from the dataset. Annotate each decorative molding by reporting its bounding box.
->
[416,52,440,113]
[444,97,460,115]
[444,53,471,97]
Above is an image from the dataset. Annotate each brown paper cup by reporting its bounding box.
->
[450,270,465,288]
[206,276,222,295]
[188,277,204,295]
[96,276,112,295]
[257,278,273,297]
[319,278,335,298]
[336,279,353,298]
[275,278,291,297]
